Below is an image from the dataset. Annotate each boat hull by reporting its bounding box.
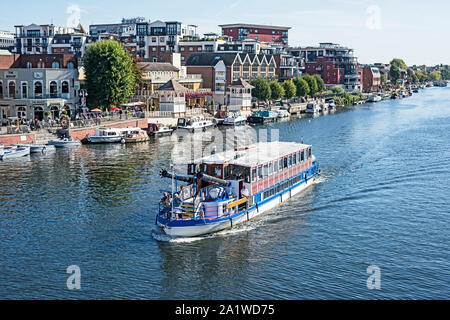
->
[0,147,30,160]
[247,116,277,124]
[157,175,317,238]
[84,136,124,144]
[48,140,82,147]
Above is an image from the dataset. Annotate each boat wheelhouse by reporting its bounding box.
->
[147,123,174,136]
[84,127,125,144]
[123,128,150,143]
[305,103,320,114]
[156,141,320,237]
[221,111,248,126]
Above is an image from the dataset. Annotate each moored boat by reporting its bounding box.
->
[305,103,320,114]
[221,111,248,126]
[48,139,82,147]
[0,146,30,160]
[82,127,125,144]
[276,109,291,118]
[247,110,278,124]
[123,128,150,143]
[177,116,216,132]
[156,141,320,238]
[13,144,55,153]
[147,123,174,136]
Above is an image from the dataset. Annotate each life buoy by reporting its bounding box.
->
[221,111,226,117]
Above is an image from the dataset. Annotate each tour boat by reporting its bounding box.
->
[247,110,278,124]
[177,116,216,132]
[276,109,291,118]
[305,103,320,114]
[13,144,55,153]
[48,139,82,147]
[156,141,320,238]
[147,123,174,137]
[123,128,150,143]
[83,128,126,144]
[222,111,248,126]
[0,146,30,160]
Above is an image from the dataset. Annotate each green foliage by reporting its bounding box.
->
[84,40,137,108]
[331,85,344,94]
[250,78,271,101]
[390,58,408,70]
[441,68,450,80]
[293,77,310,97]
[428,71,442,81]
[313,74,325,92]
[390,65,401,83]
[302,74,319,96]
[269,81,285,101]
[380,74,387,84]
[416,70,428,83]
[282,80,296,99]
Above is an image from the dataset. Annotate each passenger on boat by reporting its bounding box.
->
[240,186,250,198]
[173,194,182,208]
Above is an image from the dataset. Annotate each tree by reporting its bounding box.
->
[293,77,310,97]
[250,78,271,102]
[303,74,319,96]
[314,74,325,92]
[380,74,387,85]
[416,70,428,83]
[84,40,137,108]
[441,68,450,80]
[282,80,296,100]
[390,58,408,71]
[428,71,442,81]
[269,81,285,101]
[390,65,401,83]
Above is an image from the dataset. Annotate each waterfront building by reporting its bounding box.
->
[156,79,188,116]
[227,78,254,111]
[0,54,79,124]
[219,24,290,46]
[186,52,277,105]
[362,66,381,92]
[14,24,88,58]
[0,31,15,52]
[288,43,362,92]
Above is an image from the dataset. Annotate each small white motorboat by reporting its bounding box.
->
[147,123,174,137]
[276,109,291,118]
[222,111,248,126]
[305,103,320,114]
[14,144,55,153]
[0,146,30,160]
[48,139,82,148]
[177,116,216,132]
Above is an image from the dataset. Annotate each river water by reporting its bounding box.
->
[0,87,449,299]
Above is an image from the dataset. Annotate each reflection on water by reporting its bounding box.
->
[0,87,449,299]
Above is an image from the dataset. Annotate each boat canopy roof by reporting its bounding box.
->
[195,141,311,167]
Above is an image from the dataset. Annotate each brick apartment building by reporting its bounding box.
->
[219,24,290,46]
[362,66,381,93]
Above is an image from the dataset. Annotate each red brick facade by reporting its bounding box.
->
[221,25,289,45]
[9,54,78,69]
[0,54,20,69]
[305,56,345,85]
[0,133,36,146]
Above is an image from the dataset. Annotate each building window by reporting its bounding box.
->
[255,36,258,40]
[189,47,193,51]
[8,81,15,98]
[34,81,43,98]
[152,47,156,52]
[198,47,202,51]
[21,82,27,98]
[272,37,275,41]
[67,62,74,69]
[254,29,258,33]
[26,62,32,68]
[52,61,60,69]
[160,47,165,52]
[50,81,58,98]
[62,81,69,94]
[180,47,185,51]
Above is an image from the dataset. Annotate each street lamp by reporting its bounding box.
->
[79,89,88,107]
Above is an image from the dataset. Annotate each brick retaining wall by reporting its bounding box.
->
[0,133,36,146]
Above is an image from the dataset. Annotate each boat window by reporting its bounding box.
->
[268,162,273,175]
[284,157,288,169]
[201,164,207,173]
[305,149,309,159]
[244,168,250,183]
[258,166,263,179]
[274,160,278,173]
[252,168,257,182]
[309,147,312,158]
[263,164,269,177]
[301,151,305,161]
[293,153,297,164]
[279,159,283,171]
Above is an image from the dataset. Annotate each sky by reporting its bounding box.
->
[1,0,449,66]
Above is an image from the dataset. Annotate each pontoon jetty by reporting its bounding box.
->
[156,141,320,237]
